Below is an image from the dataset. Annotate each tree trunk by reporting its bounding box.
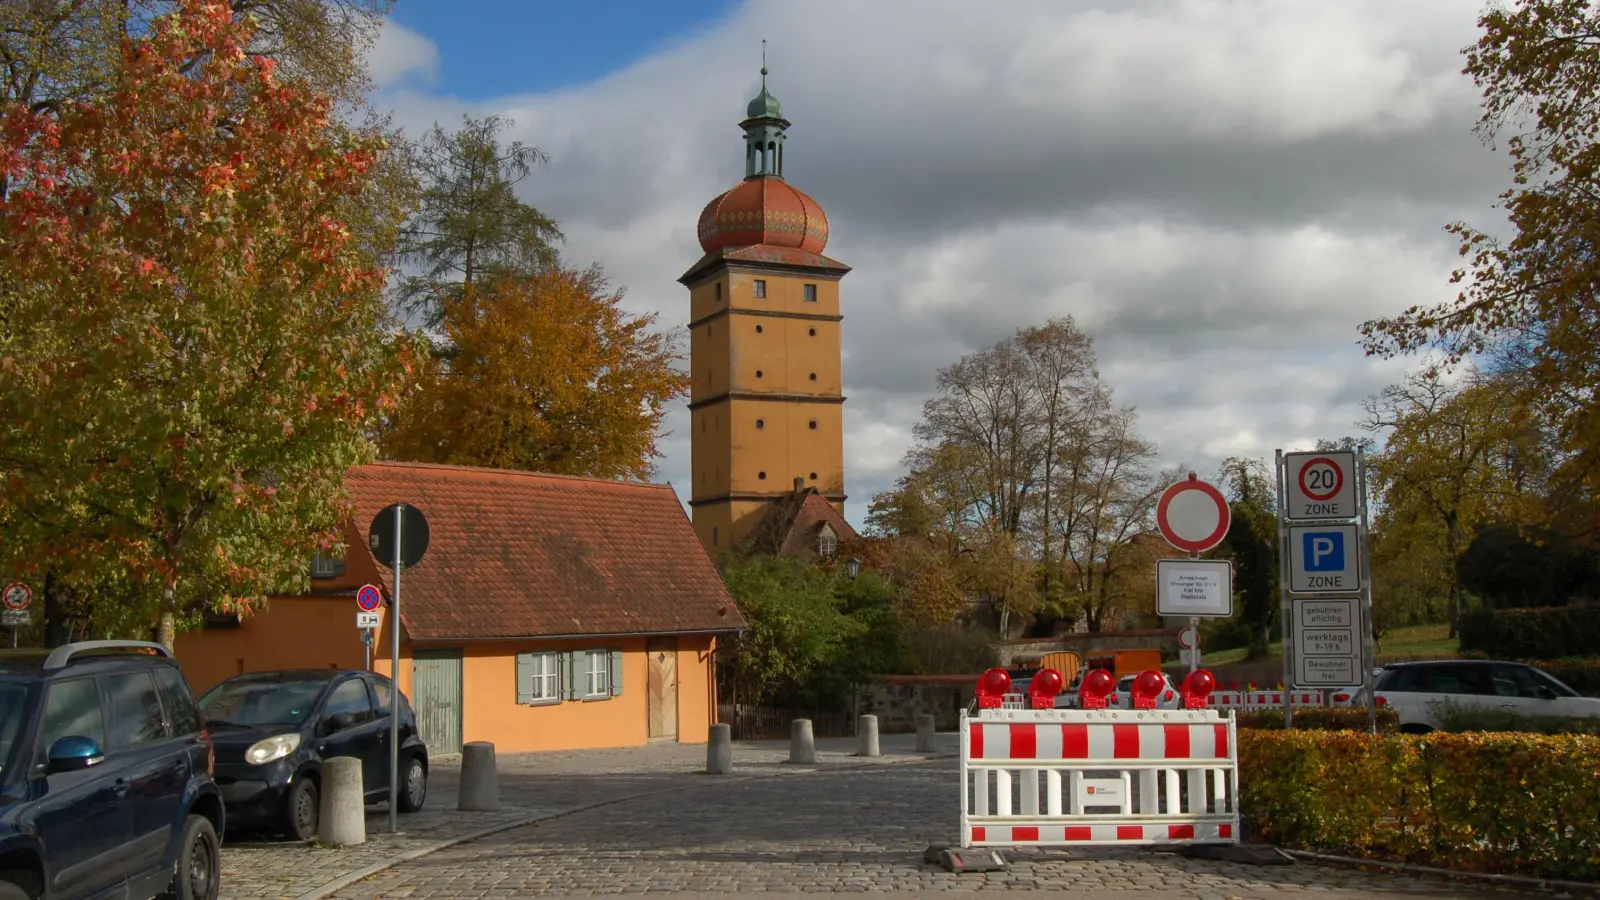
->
[158,581,177,651]
[43,570,74,648]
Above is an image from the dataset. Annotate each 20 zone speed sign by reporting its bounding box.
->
[1285,451,1356,520]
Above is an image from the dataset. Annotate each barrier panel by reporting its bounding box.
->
[958,666,1240,850]
[1208,690,1321,710]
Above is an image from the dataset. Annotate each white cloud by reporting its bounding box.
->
[365,20,440,90]
[370,0,1509,529]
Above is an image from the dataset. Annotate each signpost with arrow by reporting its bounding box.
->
[368,503,429,834]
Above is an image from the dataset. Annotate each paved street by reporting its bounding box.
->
[321,753,1553,899]
[221,734,955,900]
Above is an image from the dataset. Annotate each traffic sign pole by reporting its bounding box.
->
[1275,450,1293,729]
[1356,450,1377,736]
[389,503,402,836]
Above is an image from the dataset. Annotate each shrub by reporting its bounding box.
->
[1236,706,1398,733]
[1438,706,1600,736]
[899,623,998,675]
[1457,605,1600,659]
[1534,658,1600,696]
[1241,731,1600,880]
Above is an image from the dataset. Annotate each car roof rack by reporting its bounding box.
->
[43,640,174,671]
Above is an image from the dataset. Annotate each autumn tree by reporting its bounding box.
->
[381,267,688,479]
[1359,0,1600,495]
[1362,365,1552,632]
[0,0,419,646]
[394,114,563,325]
[1211,457,1278,659]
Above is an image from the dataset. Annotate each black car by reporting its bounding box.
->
[197,670,428,840]
[0,640,222,900]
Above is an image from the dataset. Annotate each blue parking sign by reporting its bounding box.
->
[1302,531,1345,572]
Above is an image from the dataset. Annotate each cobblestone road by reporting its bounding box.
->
[328,758,1553,899]
[221,735,954,900]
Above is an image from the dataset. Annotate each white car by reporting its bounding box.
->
[1370,660,1600,733]
[1107,673,1181,710]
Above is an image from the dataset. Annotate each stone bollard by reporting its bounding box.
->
[706,723,733,775]
[856,714,880,757]
[458,741,500,811]
[915,714,936,752]
[318,756,365,846]
[789,718,816,764]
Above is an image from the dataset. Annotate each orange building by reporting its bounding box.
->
[681,67,856,556]
[175,462,745,754]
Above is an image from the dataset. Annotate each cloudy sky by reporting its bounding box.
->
[366,0,1509,530]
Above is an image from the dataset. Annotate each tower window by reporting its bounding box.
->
[809,373,817,381]
[809,420,818,430]
[808,328,817,336]
[759,471,767,480]
[753,279,767,299]
[803,284,817,303]
[713,526,719,546]
[756,419,765,429]
[716,283,722,303]
[755,325,763,334]
[755,370,764,379]
[701,417,706,433]
[809,472,817,480]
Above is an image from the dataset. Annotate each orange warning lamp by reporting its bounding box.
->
[975,668,1012,709]
[1130,669,1165,710]
[1077,668,1115,709]
[1180,669,1217,709]
[1027,668,1065,709]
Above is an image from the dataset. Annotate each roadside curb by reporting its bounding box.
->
[1283,849,1600,895]
[293,752,954,900]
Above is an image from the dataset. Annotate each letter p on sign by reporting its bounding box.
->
[1304,532,1344,571]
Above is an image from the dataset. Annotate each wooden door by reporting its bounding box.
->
[646,637,678,741]
[411,648,463,754]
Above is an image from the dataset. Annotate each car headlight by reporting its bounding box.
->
[245,733,302,766]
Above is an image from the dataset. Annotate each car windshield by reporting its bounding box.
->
[0,682,29,772]
[199,678,326,728]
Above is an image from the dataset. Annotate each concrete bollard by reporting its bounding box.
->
[856,714,880,757]
[789,718,816,764]
[706,723,733,774]
[318,756,365,846]
[458,741,500,811]
[915,714,936,752]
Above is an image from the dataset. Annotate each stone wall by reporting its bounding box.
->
[856,675,976,733]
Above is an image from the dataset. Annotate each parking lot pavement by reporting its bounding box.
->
[221,733,955,900]
[330,758,1553,899]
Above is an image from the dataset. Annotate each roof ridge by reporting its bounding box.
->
[355,460,671,493]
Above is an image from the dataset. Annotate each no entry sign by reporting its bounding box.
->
[1156,473,1231,555]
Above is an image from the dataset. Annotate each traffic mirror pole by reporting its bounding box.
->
[390,503,403,835]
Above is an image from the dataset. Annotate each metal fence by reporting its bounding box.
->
[717,704,854,741]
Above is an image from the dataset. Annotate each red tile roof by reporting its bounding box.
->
[344,462,744,641]
[741,483,858,560]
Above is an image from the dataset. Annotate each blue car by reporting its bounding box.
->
[0,640,223,900]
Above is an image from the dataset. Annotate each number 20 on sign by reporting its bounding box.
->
[1285,451,1356,520]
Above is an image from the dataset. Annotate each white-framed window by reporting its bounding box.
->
[585,650,610,697]
[310,551,345,579]
[818,525,838,559]
[515,651,561,705]
[753,279,767,298]
[803,283,817,302]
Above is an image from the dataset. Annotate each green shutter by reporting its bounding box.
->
[609,649,624,697]
[562,651,578,701]
[515,653,533,705]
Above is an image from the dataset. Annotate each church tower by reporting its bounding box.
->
[680,65,852,554]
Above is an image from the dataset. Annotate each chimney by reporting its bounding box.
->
[793,476,805,494]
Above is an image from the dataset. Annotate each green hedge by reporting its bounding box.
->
[1439,706,1600,736]
[1236,706,1398,734]
[1458,605,1600,660]
[1241,730,1600,880]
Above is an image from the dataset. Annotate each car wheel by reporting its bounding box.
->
[0,872,37,900]
[168,815,220,900]
[398,756,427,813]
[282,776,320,842]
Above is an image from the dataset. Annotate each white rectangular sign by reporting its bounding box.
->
[356,611,381,629]
[1156,559,1234,618]
[1284,451,1357,520]
[1292,597,1362,688]
[1289,524,1361,594]
[1078,777,1126,807]
[1,609,28,627]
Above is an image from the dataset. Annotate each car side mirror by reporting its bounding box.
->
[323,712,356,735]
[47,735,105,774]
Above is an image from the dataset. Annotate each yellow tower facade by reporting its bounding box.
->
[679,69,851,553]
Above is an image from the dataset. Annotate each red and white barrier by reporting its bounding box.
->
[959,668,1240,850]
[1208,690,1321,710]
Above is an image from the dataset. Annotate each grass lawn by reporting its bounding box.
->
[1199,623,1458,667]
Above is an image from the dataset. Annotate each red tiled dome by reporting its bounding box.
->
[697,175,829,255]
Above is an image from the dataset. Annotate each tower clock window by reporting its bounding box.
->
[803,284,817,303]
[753,279,767,299]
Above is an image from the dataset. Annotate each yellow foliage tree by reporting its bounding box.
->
[383,267,689,479]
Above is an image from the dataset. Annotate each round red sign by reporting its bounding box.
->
[2,583,31,611]
[1155,474,1232,554]
[1297,456,1345,503]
